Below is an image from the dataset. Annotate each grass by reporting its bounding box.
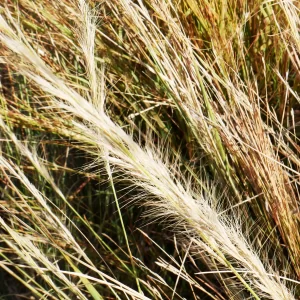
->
[0,0,299,299]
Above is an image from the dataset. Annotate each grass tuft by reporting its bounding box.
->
[0,0,299,298]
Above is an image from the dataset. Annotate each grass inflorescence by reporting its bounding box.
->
[0,0,299,299]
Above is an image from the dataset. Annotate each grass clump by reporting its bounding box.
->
[0,0,299,299]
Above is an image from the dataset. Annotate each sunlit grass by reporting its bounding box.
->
[0,0,299,299]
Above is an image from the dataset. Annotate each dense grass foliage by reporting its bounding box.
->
[0,0,299,299]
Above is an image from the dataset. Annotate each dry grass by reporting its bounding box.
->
[0,0,299,299]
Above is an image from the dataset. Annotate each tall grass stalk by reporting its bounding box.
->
[0,0,299,299]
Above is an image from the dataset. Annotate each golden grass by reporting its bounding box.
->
[0,0,299,298]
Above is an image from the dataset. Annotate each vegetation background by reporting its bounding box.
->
[0,0,299,299]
